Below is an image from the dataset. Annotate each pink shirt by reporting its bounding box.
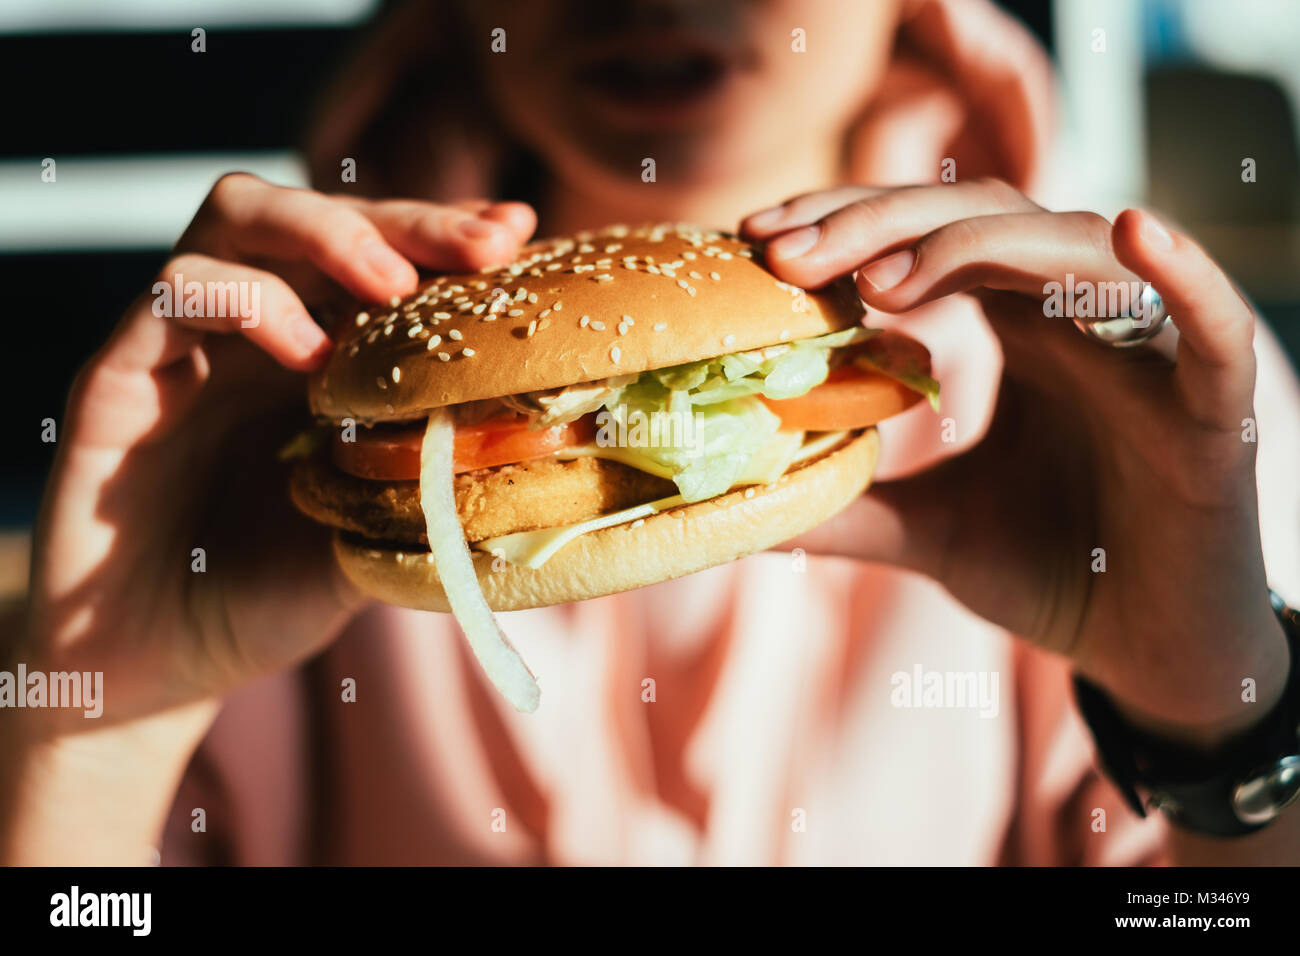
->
[161,302,1300,865]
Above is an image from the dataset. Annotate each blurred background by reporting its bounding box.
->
[1,0,1298,583]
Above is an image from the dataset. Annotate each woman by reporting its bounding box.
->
[4,0,1298,864]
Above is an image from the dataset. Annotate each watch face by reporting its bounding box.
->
[1233,754,1300,824]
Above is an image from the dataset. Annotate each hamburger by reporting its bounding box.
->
[289,223,938,711]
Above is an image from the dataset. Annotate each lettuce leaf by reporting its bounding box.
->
[525,325,893,500]
[599,390,782,501]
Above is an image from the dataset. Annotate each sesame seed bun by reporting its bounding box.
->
[310,223,865,422]
[331,428,878,612]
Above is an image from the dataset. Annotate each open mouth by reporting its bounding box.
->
[579,50,729,107]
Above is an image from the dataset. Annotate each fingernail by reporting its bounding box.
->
[289,313,330,358]
[459,217,503,240]
[861,249,916,292]
[359,238,411,284]
[1140,213,1174,250]
[768,224,821,260]
[745,206,786,232]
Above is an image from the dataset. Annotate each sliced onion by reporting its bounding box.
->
[419,407,541,712]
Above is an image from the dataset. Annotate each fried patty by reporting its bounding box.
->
[290,452,678,545]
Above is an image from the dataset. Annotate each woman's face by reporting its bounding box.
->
[465,0,901,197]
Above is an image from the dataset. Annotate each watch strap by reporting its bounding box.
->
[1072,594,1300,837]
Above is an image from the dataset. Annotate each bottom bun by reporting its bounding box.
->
[334,428,879,612]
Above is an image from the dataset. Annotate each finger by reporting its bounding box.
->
[1111,209,1257,428]
[354,198,536,272]
[760,178,1040,289]
[739,186,886,239]
[850,212,1175,417]
[776,492,912,566]
[470,200,537,239]
[853,211,1139,310]
[180,173,418,303]
[109,254,331,375]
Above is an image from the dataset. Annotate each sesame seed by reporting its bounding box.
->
[744,488,756,499]
[552,302,563,311]
[407,324,422,337]
[623,262,637,270]
[653,322,667,332]
[723,334,737,347]
[508,309,524,317]
[646,266,660,275]
[590,320,606,331]
[514,288,527,301]
[427,334,442,349]
[580,315,590,327]
[383,325,394,336]
[391,366,402,383]
[538,317,552,331]
[433,311,451,319]
[463,348,476,357]
[689,271,702,280]
[720,252,734,260]
[687,286,697,297]
[389,295,401,307]
[594,274,613,283]
[527,320,537,337]
[610,345,621,363]
[528,293,538,304]
[623,316,634,326]
[710,272,721,280]
[458,302,473,312]
[630,518,645,529]
[438,352,450,362]
[539,308,551,319]
[605,244,622,253]
[617,321,629,335]
[677,279,689,289]
[472,303,486,315]
[448,328,463,341]
[355,311,370,326]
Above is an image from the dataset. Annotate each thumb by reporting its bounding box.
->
[776,474,952,578]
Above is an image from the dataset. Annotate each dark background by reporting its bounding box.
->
[2,0,1296,532]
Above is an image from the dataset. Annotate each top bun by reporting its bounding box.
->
[309,223,865,422]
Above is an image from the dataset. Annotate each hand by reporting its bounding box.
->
[20,173,537,731]
[743,179,1289,746]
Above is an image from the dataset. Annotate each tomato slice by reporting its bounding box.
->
[332,414,596,481]
[759,331,933,431]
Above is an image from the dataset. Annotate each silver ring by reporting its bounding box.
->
[1073,284,1170,348]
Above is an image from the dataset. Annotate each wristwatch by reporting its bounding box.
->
[1072,590,1300,838]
